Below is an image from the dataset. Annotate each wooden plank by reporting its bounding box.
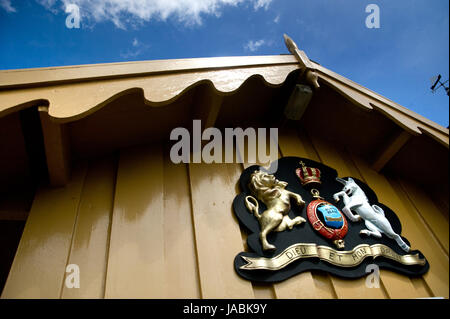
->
[228,139,276,299]
[351,154,449,298]
[104,144,200,298]
[338,150,429,298]
[1,164,87,299]
[272,126,336,299]
[312,135,429,298]
[188,156,254,298]
[193,85,224,130]
[433,185,449,217]
[375,269,423,299]
[61,156,116,298]
[397,179,449,256]
[0,210,28,221]
[314,64,449,144]
[311,136,426,298]
[104,144,166,298]
[0,55,298,90]
[251,283,276,299]
[225,160,276,299]
[372,130,411,172]
[307,134,390,299]
[410,277,433,297]
[162,155,201,298]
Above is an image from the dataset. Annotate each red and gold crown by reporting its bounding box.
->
[296,161,321,187]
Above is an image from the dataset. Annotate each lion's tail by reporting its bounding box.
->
[245,196,261,220]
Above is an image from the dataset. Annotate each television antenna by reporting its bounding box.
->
[430,74,449,96]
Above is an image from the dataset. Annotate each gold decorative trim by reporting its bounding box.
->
[240,243,426,270]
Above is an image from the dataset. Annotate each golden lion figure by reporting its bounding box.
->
[245,170,306,251]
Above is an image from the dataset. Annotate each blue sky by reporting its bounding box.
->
[1,0,448,127]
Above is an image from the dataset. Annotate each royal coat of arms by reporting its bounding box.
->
[233,157,428,283]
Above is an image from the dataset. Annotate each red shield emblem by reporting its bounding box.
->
[307,199,348,249]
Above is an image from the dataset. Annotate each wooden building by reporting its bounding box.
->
[0,36,448,299]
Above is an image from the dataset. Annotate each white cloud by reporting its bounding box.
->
[120,37,149,59]
[120,49,142,59]
[253,0,271,10]
[244,39,265,52]
[273,14,280,23]
[0,0,16,12]
[36,0,273,29]
[36,0,59,14]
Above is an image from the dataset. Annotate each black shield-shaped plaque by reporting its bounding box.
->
[233,157,429,283]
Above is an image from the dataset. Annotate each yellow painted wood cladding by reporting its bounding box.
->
[0,55,448,299]
[2,130,448,299]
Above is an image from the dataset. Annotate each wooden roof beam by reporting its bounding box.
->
[371,130,411,172]
[38,106,71,186]
[0,211,28,221]
[193,85,224,131]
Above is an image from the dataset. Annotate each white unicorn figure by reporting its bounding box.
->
[333,177,410,252]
